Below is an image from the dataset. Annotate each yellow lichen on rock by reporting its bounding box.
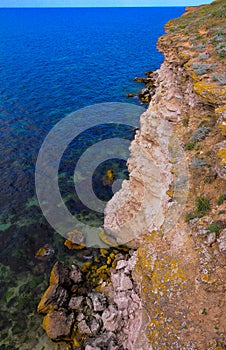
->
[194,80,226,104]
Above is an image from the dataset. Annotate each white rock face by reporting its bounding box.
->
[104,62,188,246]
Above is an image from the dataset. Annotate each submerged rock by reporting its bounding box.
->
[64,229,86,250]
[35,244,55,260]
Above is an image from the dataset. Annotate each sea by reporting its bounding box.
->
[0,7,184,349]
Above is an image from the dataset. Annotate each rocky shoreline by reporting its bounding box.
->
[38,1,226,349]
[126,70,157,103]
[37,249,146,350]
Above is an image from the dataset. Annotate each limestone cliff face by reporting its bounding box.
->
[104,1,226,349]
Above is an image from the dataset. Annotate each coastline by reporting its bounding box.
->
[104,0,226,348]
[37,1,226,349]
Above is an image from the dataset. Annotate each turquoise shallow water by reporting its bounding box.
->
[0,7,184,349]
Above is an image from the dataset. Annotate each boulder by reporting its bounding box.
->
[49,261,71,288]
[42,310,74,341]
[64,229,86,250]
[37,284,69,314]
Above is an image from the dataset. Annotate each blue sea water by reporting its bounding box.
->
[0,7,184,348]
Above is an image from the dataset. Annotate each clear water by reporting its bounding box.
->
[0,7,184,349]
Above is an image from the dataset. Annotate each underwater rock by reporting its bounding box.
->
[42,310,74,341]
[64,229,86,250]
[35,244,55,260]
[102,169,115,186]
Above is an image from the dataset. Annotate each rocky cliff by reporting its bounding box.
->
[104,1,226,348]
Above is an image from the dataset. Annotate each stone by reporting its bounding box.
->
[88,292,107,312]
[214,141,226,180]
[49,261,71,288]
[35,244,55,260]
[90,316,102,335]
[111,272,133,291]
[102,305,120,332]
[64,229,86,250]
[126,93,137,98]
[206,232,216,246]
[113,291,130,310]
[37,284,69,314]
[218,229,226,254]
[77,319,92,336]
[125,253,138,271]
[116,260,128,270]
[90,318,102,336]
[70,264,83,284]
[42,310,74,341]
[85,331,116,348]
[85,346,101,350]
[76,313,85,322]
[68,296,83,310]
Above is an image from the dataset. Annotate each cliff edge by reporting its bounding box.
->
[104,1,226,348]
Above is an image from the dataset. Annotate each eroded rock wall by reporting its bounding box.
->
[104,1,226,349]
